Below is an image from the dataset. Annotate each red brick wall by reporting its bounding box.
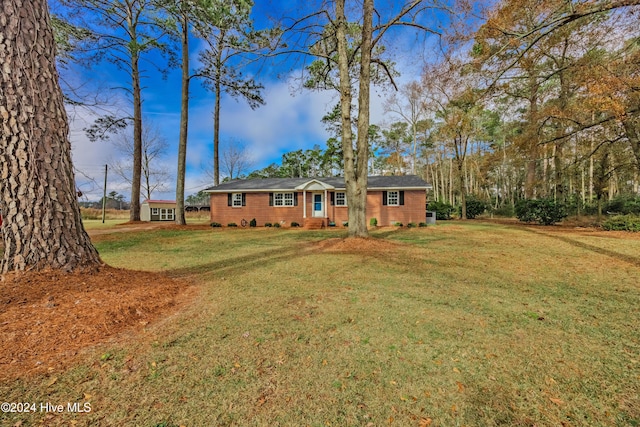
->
[209,192,304,226]
[366,190,426,226]
[209,189,426,226]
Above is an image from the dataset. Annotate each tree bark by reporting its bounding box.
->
[175,8,189,225]
[129,13,142,221]
[213,30,225,187]
[349,0,374,237]
[335,0,360,237]
[0,0,102,272]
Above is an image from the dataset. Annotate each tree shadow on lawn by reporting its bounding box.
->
[520,227,640,267]
[165,242,315,279]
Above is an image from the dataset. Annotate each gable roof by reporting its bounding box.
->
[204,175,431,192]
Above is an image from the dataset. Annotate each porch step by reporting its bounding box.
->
[304,218,325,230]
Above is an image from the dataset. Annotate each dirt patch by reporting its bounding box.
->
[313,237,405,253]
[0,267,194,381]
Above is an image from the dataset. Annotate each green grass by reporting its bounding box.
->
[2,222,639,426]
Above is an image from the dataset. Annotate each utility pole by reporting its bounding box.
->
[101,164,108,223]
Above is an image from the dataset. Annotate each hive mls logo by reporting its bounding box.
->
[67,402,92,413]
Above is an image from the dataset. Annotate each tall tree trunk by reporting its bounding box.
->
[213,79,221,186]
[129,28,142,221]
[350,0,374,237]
[622,116,640,176]
[176,9,189,225]
[213,31,225,187]
[554,142,564,202]
[336,0,359,237]
[0,0,102,272]
[524,81,539,199]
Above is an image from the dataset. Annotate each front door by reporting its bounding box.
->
[313,193,323,217]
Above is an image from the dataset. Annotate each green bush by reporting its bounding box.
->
[602,215,640,232]
[264,222,272,227]
[407,222,416,228]
[428,200,454,220]
[515,199,568,225]
[273,222,281,228]
[291,221,300,227]
[342,221,348,227]
[459,196,488,219]
[394,222,403,227]
[210,222,222,228]
[369,217,378,227]
[418,222,427,227]
[492,203,515,217]
[605,196,640,215]
[249,218,257,227]
[227,222,238,227]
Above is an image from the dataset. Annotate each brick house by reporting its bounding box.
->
[204,175,431,227]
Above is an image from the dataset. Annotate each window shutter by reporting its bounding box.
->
[227,193,232,206]
[382,191,388,206]
[330,192,335,206]
[293,192,298,206]
[399,191,405,205]
[242,193,246,206]
[269,193,273,206]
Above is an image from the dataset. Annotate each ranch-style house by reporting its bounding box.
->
[204,175,431,228]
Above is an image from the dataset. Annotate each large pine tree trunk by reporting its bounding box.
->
[130,54,143,221]
[0,0,102,273]
[175,10,189,225]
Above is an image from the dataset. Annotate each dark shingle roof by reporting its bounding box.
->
[204,175,430,192]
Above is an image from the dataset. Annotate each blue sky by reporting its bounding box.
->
[64,1,438,201]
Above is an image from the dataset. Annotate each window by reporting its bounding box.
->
[151,208,159,215]
[284,193,294,206]
[228,193,246,207]
[160,208,174,221]
[273,192,295,207]
[232,193,243,207]
[387,191,399,206]
[335,192,347,206]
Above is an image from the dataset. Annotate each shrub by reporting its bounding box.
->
[342,221,348,227]
[291,221,300,227]
[492,203,515,217]
[428,200,454,220]
[369,217,378,227]
[273,222,281,228]
[418,222,427,227]
[210,222,222,228]
[394,222,403,227]
[605,196,640,215]
[264,222,272,227]
[227,222,238,227]
[602,215,640,232]
[515,199,568,225]
[249,218,257,227]
[460,196,488,219]
[407,222,416,228]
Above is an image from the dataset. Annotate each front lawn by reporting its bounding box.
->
[1,223,639,426]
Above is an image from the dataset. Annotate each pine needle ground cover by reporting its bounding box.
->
[1,223,638,426]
